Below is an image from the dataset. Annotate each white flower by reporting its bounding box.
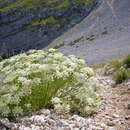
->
[4,72,18,83]
[17,69,29,76]
[81,67,95,76]
[22,79,32,86]
[9,58,16,63]
[69,55,77,62]
[49,48,57,53]
[28,49,37,54]
[12,106,23,116]
[78,59,86,65]
[51,97,61,104]
[18,77,27,83]
[33,78,41,84]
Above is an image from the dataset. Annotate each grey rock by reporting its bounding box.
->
[100,123,107,128]
[105,116,114,121]
[1,128,6,130]
[39,109,51,116]
[127,102,130,109]
[107,127,115,130]
[48,119,56,126]
[107,121,115,126]
[75,122,83,128]
[125,115,130,120]
[112,114,119,118]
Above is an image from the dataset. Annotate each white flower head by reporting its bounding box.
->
[51,97,61,104]
[49,48,57,53]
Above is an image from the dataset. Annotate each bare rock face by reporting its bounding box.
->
[0,0,98,58]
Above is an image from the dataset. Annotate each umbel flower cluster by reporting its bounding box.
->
[0,48,99,118]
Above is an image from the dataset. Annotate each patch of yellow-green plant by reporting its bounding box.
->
[0,48,99,119]
[54,42,65,49]
[114,68,130,84]
[0,0,33,12]
[96,54,130,83]
[27,16,59,28]
[69,36,84,46]
[0,0,94,12]
[51,0,70,10]
[114,54,130,83]
[123,54,130,68]
[44,0,60,5]
[75,0,94,4]
[0,0,59,12]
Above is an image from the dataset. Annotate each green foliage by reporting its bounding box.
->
[0,49,99,118]
[106,58,123,73]
[27,16,59,28]
[54,42,65,49]
[75,0,94,4]
[51,66,99,116]
[69,36,83,46]
[86,34,95,41]
[101,30,108,35]
[51,0,70,10]
[0,0,92,12]
[114,68,130,84]
[123,54,130,68]
[103,55,130,83]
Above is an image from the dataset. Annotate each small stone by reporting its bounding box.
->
[86,118,93,124]
[108,68,114,74]
[40,109,51,116]
[48,119,56,126]
[1,128,6,130]
[101,123,107,128]
[24,127,32,130]
[108,127,115,130]
[127,102,130,109]
[69,124,76,129]
[105,116,114,121]
[19,126,32,130]
[112,114,119,118]
[90,126,103,130]
[75,122,83,128]
[107,121,115,126]
[69,115,80,121]
[125,115,130,120]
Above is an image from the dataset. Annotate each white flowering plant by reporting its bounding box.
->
[0,48,99,118]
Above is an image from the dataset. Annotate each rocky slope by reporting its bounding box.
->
[0,75,130,130]
[48,0,130,65]
[0,0,98,58]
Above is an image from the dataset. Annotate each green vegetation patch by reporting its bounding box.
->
[75,0,94,4]
[27,16,59,28]
[86,34,95,41]
[0,0,92,12]
[0,48,99,119]
[94,54,130,84]
[54,42,65,49]
[69,36,84,46]
[51,0,70,10]
[114,68,130,84]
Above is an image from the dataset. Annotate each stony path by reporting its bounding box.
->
[0,76,130,130]
[95,76,130,130]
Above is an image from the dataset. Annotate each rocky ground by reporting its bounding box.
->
[0,75,130,130]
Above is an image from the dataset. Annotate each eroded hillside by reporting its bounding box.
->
[0,0,98,58]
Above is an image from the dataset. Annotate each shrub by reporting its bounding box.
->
[114,68,130,84]
[0,48,99,118]
[51,68,99,116]
[123,54,130,68]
